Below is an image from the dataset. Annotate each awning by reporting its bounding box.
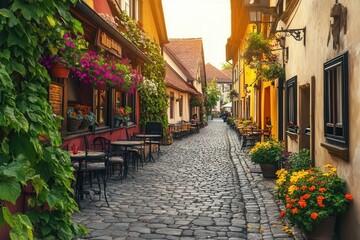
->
[221,102,232,109]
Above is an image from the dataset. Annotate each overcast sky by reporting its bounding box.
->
[162,0,231,69]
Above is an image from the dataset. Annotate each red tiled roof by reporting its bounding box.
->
[205,63,232,83]
[165,38,204,80]
[165,64,200,95]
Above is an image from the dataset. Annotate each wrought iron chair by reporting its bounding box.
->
[145,121,163,158]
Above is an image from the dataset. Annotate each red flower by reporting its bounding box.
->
[317,196,325,207]
[309,186,316,191]
[292,208,298,214]
[286,203,293,209]
[319,188,327,193]
[310,212,318,220]
[301,185,307,191]
[298,199,307,208]
[280,210,285,217]
[345,193,353,201]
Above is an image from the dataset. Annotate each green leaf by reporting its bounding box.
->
[3,158,29,182]
[0,179,21,204]
[0,9,13,18]
[10,62,26,76]
[2,206,13,226]
[0,49,10,60]
[46,15,56,27]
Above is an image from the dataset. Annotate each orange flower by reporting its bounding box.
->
[298,199,307,208]
[280,210,285,217]
[317,196,325,207]
[319,188,327,193]
[303,193,310,199]
[286,203,293,209]
[345,193,353,201]
[301,185,307,191]
[309,185,316,191]
[292,208,298,214]
[310,212,318,220]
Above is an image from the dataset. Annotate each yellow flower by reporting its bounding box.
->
[288,185,299,195]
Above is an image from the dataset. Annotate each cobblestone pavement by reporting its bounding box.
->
[73,119,301,239]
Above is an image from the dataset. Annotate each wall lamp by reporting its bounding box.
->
[275,27,306,46]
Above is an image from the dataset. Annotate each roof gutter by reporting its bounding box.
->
[75,1,151,64]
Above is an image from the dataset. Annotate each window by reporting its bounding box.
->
[179,95,183,117]
[118,0,140,20]
[95,89,108,126]
[170,92,174,119]
[114,90,136,124]
[286,76,297,126]
[324,52,348,147]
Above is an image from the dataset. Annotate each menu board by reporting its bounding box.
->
[49,83,63,116]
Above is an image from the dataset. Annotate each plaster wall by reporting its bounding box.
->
[284,1,360,238]
[166,88,191,124]
[141,0,161,45]
[164,54,188,81]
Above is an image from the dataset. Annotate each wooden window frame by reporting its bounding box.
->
[323,52,348,147]
[286,76,297,127]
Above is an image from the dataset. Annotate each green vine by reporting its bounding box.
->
[0,0,86,239]
[118,12,168,134]
[243,32,285,81]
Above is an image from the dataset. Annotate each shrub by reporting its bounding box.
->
[249,139,284,164]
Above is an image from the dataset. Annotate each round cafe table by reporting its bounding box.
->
[68,150,107,204]
[111,140,143,178]
[135,134,161,162]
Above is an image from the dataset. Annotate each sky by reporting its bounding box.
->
[162,0,231,69]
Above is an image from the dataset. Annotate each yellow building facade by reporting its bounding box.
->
[226,0,279,140]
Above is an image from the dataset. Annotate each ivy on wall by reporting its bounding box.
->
[0,0,86,239]
[118,12,169,133]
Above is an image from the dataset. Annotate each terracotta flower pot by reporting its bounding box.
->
[51,62,70,79]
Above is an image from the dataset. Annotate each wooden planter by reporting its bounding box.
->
[67,118,82,132]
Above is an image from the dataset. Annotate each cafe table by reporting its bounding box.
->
[135,134,161,162]
[68,150,107,204]
[110,140,143,178]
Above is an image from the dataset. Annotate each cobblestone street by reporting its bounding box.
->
[73,119,300,239]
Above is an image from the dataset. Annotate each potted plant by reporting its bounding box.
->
[249,139,284,178]
[67,108,83,132]
[74,104,96,130]
[287,122,299,133]
[243,32,272,65]
[162,129,173,145]
[114,106,132,127]
[276,165,353,239]
[40,33,88,78]
[229,89,239,99]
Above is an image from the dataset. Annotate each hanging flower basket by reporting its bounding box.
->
[51,62,70,79]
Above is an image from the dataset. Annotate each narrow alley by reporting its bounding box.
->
[73,119,298,240]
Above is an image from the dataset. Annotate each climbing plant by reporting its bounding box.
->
[117,12,168,134]
[243,32,285,81]
[0,0,86,239]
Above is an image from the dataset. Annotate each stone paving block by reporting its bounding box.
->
[72,120,300,240]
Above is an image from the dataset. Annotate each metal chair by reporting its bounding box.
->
[145,121,163,158]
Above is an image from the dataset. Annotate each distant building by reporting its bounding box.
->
[205,63,232,114]
[164,38,206,123]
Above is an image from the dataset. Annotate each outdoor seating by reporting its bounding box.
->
[72,136,109,207]
[93,136,124,181]
[145,121,163,158]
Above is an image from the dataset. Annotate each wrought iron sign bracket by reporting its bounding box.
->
[275,27,306,46]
